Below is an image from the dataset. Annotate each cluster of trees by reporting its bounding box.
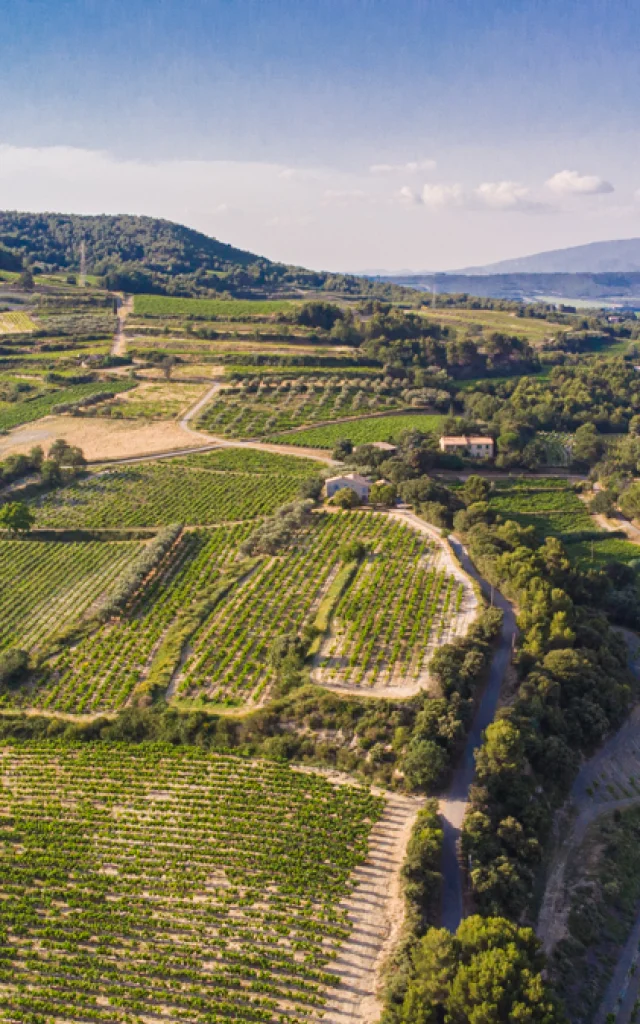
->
[240,499,314,556]
[0,446,45,489]
[0,441,86,522]
[384,916,563,1024]
[359,309,540,381]
[455,514,634,919]
[97,525,182,621]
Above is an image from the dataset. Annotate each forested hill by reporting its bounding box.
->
[0,210,407,300]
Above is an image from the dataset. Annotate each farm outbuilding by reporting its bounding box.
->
[325,473,372,502]
[439,435,494,459]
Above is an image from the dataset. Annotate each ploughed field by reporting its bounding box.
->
[0,742,385,1024]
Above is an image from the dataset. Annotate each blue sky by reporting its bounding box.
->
[1,0,640,270]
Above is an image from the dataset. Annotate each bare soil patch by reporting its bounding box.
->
[0,417,205,462]
[294,771,422,1024]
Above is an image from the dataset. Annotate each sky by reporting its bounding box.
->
[1,0,640,272]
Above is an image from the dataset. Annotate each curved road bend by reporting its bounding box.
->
[439,537,518,932]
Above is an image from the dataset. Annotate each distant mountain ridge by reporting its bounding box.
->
[457,237,640,275]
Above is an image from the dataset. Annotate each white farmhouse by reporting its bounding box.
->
[439,435,494,459]
[325,473,372,502]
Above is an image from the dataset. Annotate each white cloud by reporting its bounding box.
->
[323,188,367,203]
[421,182,465,208]
[395,186,423,205]
[278,166,321,181]
[474,180,547,212]
[370,158,436,175]
[546,169,614,196]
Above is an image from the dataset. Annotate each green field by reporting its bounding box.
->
[32,450,319,529]
[270,413,446,448]
[134,294,294,318]
[489,479,595,539]
[27,526,249,714]
[0,742,384,1023]
[564,535,640,568]
[0,311,37,334]
[315,521,466,691]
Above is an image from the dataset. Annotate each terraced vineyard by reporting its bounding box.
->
[0,742,385,1024]
[269,413,446,448]
[198,378,405,438]
[314,524,470,692]
[32,451,319,528]
[21,526,249,714]
[0,538,141,653]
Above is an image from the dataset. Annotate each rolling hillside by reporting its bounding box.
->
[0,210,409,300]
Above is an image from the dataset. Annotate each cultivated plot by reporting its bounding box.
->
[198,378,405,439]
[22,526,249,715]
[32,452,317,528]
[314,527,471,695]
[0,538,141,653]
[269,413,446,449]
[0,743,386,1024]
[176,512,474,706]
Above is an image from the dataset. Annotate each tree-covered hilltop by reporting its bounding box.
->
[0,210,414,300]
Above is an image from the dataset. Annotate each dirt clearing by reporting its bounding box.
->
[293,771,422,1024]
[0,416,207,461]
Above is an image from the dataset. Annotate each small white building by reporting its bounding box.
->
[370,441,397,454]
[439,435,494,459]
[325,473,372,502]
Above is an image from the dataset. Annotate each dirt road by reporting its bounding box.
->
[111,294,132,357]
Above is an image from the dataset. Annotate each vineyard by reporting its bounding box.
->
[489,479,594,538]
[0,742,385,1024]
[198,377,406,438]
[269,413,446,449]
[0,538,141,653]
[314,523,472,693]
[174,512,473,706]
[20,526,249,714]
[134,294,294,318]
[32,452,318,528]
[0,311,37,334]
